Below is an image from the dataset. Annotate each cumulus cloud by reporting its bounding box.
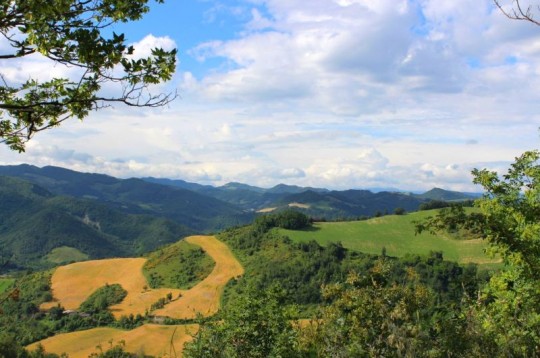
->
[1,0,538,193]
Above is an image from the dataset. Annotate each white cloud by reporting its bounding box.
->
[1,0,539,193]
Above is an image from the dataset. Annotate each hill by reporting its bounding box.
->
[142,175,478,219]
[281,210,499,266]
[0,165,253,232]
[0,176,193,270]
[414,187,480,201]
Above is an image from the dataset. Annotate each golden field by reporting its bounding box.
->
[33,235,243,356]
[27,324,198,358]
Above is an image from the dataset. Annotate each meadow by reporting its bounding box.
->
[0,278,14,293]
[282,210,500,266]
[45,246,89,264]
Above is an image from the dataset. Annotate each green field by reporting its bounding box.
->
[143,239,215,290]
[0,278,14,293]
[46,246,89,264]
[282,210,500,266]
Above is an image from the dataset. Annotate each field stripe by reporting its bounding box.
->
[27,324,198,358]
[153,235,244,319]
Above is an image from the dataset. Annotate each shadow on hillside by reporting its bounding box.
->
[301,226,321,232]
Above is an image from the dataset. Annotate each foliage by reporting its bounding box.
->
[79,283,127,314]
[414,204,484,239]
[254,210,312,231]
[415,150,540,354]
[0,0,176,151]
[0,271,56,346]
[183,287,298,358]
[470,150,540,354]
[298,263,486,357]
[143,240,214,290]
[219,225,485,314]
[89,340,139,358]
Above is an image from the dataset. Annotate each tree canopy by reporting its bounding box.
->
[0,0,177,151]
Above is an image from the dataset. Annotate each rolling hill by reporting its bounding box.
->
[143,175,478,219]
[281,210,499,266]
[0,165,253,232]
[0,176,194,270]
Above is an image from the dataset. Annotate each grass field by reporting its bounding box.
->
[0,278,14,293]
[27,324,198,358]
[46,246,89,264]
[143,239,215,290]
[282,210,500,266]
[153,235,244,319]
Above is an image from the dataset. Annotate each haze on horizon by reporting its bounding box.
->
[0,0,538,192]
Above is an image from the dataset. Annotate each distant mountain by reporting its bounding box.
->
[0,164,480,232]
[266,184,328,194]
[0,165,253,232]
[142,177,213,192]
[266,189,426,219]
[141,174,478,218]
[0,176,194,270]
[414,187,479,201]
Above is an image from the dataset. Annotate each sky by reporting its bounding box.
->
[1,0,540,192]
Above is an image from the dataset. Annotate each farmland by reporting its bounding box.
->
[41,236,242,319]
[40,257,183,318]
[45,246,89,264]
[281,210,500,266]
[30,235,243,356]
[27,324,198,358]
[152,235,244,319]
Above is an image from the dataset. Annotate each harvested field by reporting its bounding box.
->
[153,235,244,319]
[41,258,182,318]
[41,236,243,319]
[27,324,198,358]
[288,202,310,209]
[257,207,277,213]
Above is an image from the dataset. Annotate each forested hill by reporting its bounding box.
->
[0,164,478,230]
[0,176,193,270]
[144,176,477,218]
[0,165,253,232]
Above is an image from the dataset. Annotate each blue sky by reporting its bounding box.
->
[1,0,540,191]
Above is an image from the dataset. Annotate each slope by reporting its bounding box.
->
[0,165,253,232]
[282,210,499,265]
[0,176,193,270]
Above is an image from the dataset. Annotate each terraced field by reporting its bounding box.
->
[33,235,243,357]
